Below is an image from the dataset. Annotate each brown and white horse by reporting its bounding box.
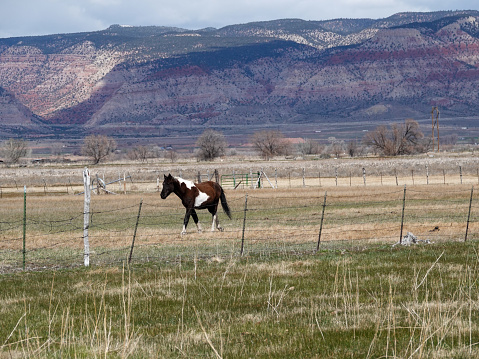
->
[160,174,232,235]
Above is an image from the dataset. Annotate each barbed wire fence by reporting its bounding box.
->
[0,166,478,273]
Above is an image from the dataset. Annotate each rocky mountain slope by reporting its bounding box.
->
[1,10,479,139]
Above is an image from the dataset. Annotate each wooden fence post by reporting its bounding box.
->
[302,168,306,187]
[83,168,91,267]
[96,174,101,195]
[362,167,366,186]
[316,191,327,252]
[240,194,248,256]
[426,164,429,185]
[399,185,407,244]
[460,166,463,184]
[465,186,474,242]
[69,178,74,194]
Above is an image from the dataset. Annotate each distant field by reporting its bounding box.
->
[1,151,479,193]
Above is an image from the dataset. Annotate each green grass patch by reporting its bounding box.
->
[1,241,479,358]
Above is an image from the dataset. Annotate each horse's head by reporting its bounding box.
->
[160,174,175,199]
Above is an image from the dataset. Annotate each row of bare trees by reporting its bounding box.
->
[195,120,429,161]
[0,119,438,164]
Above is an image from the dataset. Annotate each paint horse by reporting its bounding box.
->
[160,174,232,235]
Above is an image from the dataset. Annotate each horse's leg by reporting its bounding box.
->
[215,213,223,232]
[208,204,223,232]
[191,209,202,233]
[182,208,192,235]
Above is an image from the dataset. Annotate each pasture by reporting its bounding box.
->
[0,156,479,357]
[1,241,479,358]
[0,180,478,271]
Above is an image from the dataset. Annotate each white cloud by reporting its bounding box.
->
[0,0,477,38]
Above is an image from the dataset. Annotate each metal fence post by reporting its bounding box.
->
[465,186,474,242]
[316,191,327,252]
[129,199,143,264]
[240,194,248,256]
[399,185,407,244]
[23,186,26,270]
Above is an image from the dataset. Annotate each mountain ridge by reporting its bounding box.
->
[1,10,479,139]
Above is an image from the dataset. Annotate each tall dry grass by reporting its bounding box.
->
[1,242,479,358]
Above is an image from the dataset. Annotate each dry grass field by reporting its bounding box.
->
[0,155,479,357]
[0,153,478,271]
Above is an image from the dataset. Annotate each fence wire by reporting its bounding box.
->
[0,181,477,273]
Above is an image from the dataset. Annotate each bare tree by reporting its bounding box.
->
[81,135,117,164]
[442,134,458,147]
[252,130,291,160]
[50,142,64,157]
[331,141,344,158]
[127,145,151,162]
[347,140,359,157]
[196,129,227,161]
[1,138,28,164]
[363,119,424,156]
[297,138,321,156]
[164,149,179,163]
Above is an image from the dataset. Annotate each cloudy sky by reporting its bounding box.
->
[1,0,478,38]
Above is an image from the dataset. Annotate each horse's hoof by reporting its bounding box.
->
[218,227,224,232]
[181,231,187,235]
[197,230,203,233]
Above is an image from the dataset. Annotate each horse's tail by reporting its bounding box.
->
[220,188,232,219]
